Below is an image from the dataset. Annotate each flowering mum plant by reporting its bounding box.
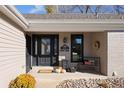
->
[9,74,36,88]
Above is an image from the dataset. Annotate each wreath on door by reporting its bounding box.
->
[94,41,100,49]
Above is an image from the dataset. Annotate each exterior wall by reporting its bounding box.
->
[59,32,71,65]
[0,13,26,87]
[108,32,124,76]
[91,32,107,75]
[59,32,92,66]
[83,33,92,56]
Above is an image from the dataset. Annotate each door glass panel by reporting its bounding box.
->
[54,38,58,55]
[71,36,83,62]
[41,38,51,55]
[35,38,37,55]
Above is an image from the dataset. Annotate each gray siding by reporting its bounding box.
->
[0,13,26,87]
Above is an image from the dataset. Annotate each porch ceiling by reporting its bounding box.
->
[26,19,124,32]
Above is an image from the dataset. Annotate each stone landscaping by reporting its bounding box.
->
[56,78,124,88]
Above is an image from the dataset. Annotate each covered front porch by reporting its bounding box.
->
[26,32,107,75]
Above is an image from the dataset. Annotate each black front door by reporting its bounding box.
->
[32,35,59,66]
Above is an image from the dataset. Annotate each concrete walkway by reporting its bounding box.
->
[29,68,106,88]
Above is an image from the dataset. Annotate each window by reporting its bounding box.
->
[41,38,51,55]
[71,35,83,62]
[35,38,37,55]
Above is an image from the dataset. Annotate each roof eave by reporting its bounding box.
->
[27,19,124,24]
[0,5,29,30]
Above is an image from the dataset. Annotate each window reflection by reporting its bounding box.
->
[41,38,51,55]
[54,38,57,55]
[71,35,83,62]
[35,38,37,55]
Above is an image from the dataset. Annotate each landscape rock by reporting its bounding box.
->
[56,78,124,88]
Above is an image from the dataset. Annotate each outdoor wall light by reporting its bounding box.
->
[63,37,68,43]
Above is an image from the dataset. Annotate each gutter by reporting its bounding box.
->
[28,19,124,24]
[0,5,29,30]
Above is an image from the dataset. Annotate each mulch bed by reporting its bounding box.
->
[56,78,124,88]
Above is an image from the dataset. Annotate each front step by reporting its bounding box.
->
[29,66,54,73]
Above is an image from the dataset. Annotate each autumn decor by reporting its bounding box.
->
[94,41,100,49]
[9,74,36,88]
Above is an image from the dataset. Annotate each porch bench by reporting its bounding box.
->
[77,57,100,73]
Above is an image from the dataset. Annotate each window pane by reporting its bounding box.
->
[71,36,83,62]
[54,38,58,55]
[35,38,37,55]
[41,38,51,55]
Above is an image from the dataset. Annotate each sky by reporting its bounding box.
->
[16,5,47,14]
[16,5,124,14]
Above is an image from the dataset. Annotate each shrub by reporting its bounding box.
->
[9,74,36,88]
